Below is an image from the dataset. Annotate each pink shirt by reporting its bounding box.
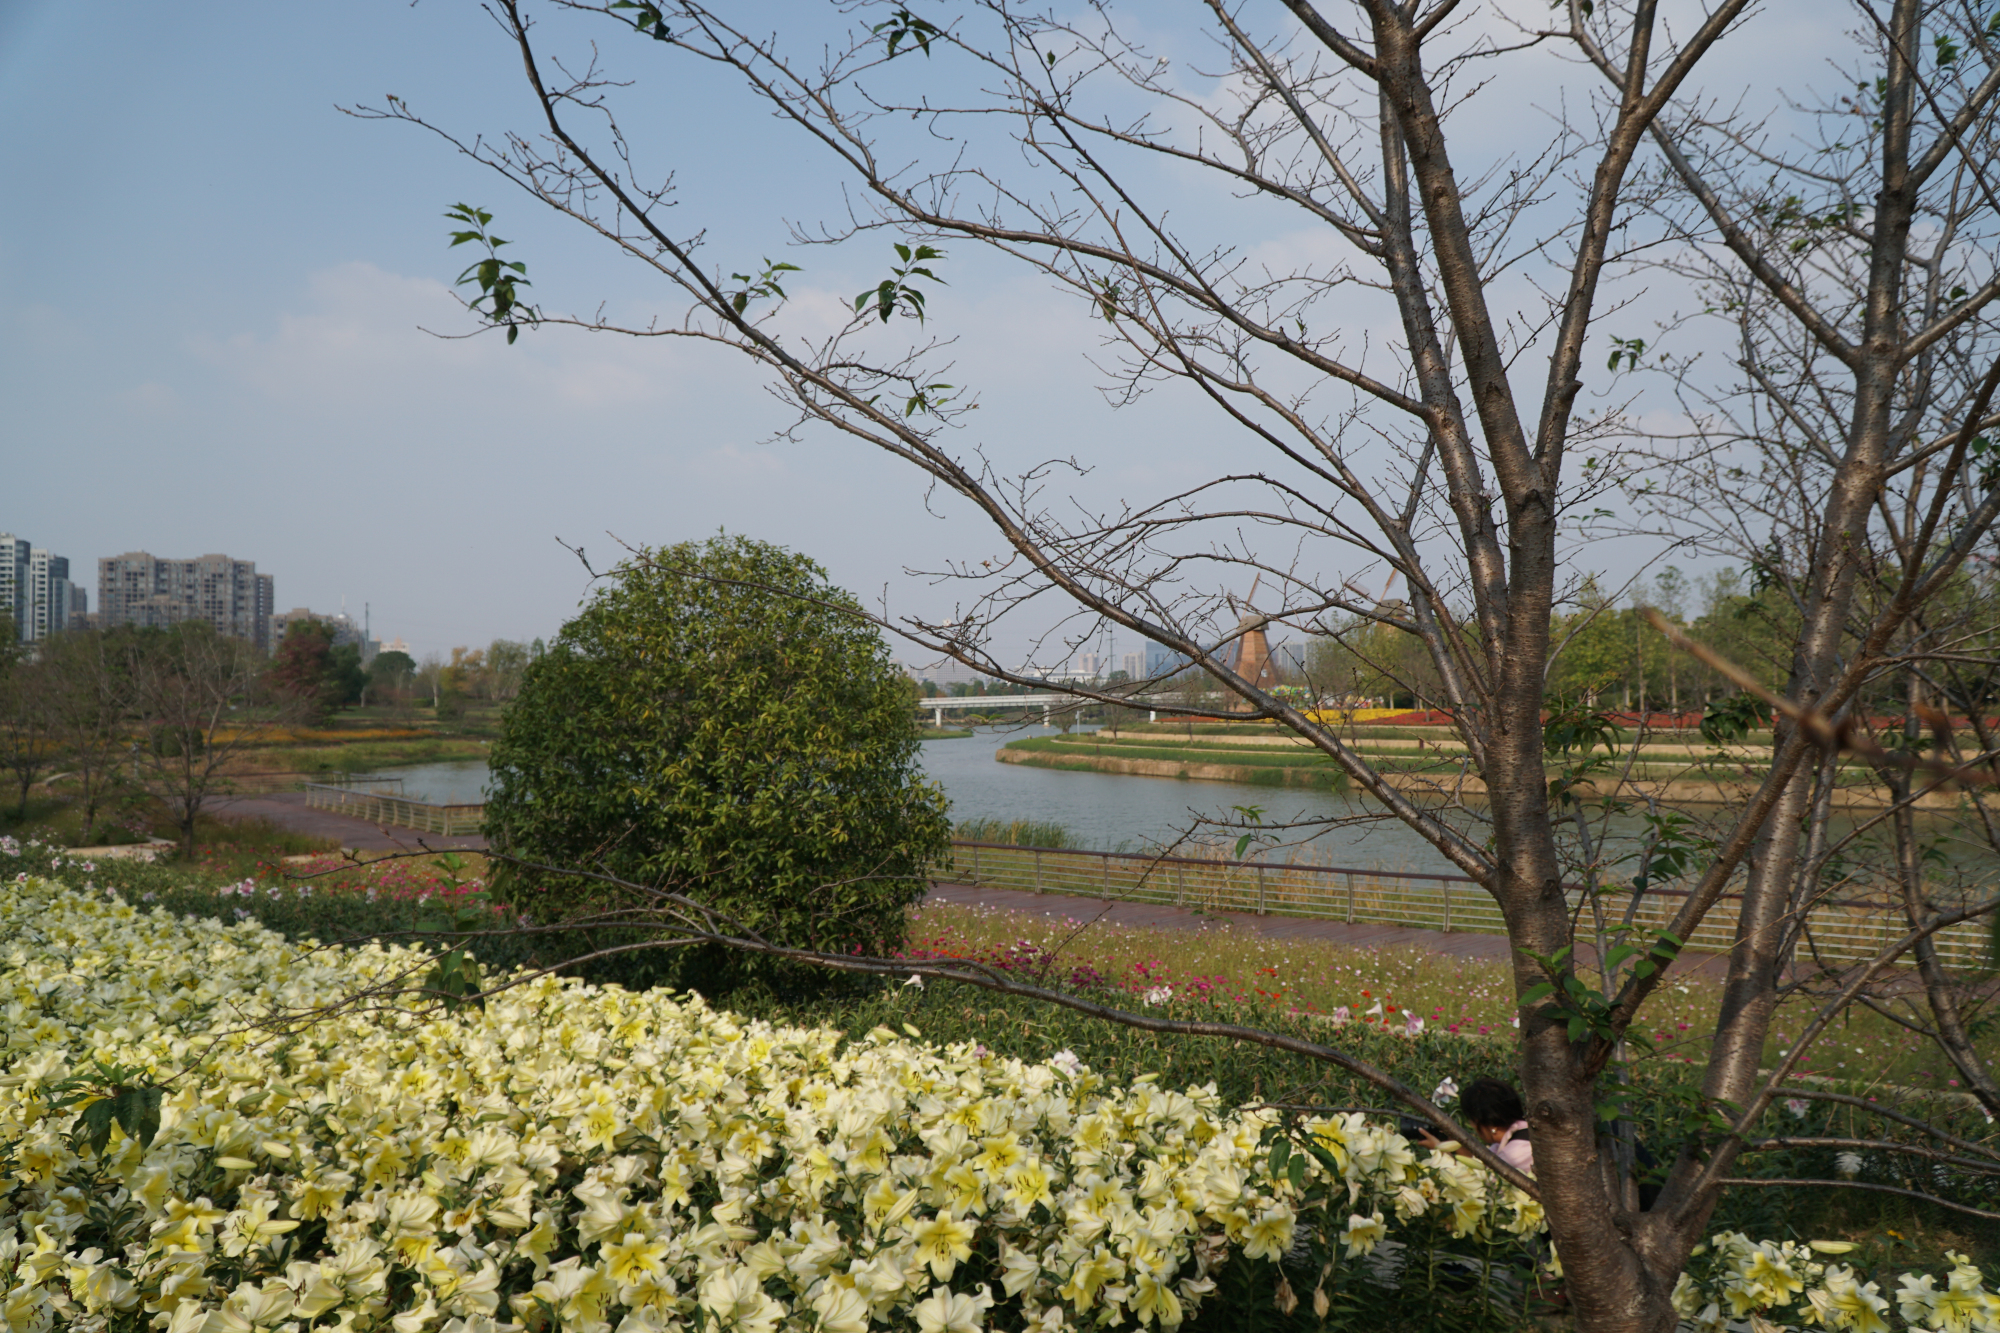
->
[1492,1121,1534,1173]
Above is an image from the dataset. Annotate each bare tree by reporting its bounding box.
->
[354,3,2000,1328]
[37,629,136,839]
[0,646,52,820]
[123,624,308,858]
[1612,0,2000,1140]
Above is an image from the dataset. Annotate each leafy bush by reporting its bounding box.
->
[484,535,952,996]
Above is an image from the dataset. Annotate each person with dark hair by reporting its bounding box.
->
[1417,1076,1533,1174]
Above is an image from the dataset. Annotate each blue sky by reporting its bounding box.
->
[1,1,1838,663]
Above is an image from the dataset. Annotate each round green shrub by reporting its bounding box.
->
[484,534,951,995]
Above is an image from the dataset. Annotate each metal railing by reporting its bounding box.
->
[216,772,407,796]
[303,784,482,836]
[946,840,1993,969]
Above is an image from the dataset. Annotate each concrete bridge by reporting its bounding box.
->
[916,693,1163,726]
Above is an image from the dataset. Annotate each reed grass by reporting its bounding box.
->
[953,817,1081,848]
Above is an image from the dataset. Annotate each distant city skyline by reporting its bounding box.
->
[3,524,439,657]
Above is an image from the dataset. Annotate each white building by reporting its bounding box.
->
[0,535,25,640]
[0,534,85,643]
[25,549,72,640]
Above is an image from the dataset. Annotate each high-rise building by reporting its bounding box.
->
[97,552,275,651]
[0,535,26,640]
[25,549,71,641]
[0,534,85,643]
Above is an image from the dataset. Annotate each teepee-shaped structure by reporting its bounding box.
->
[1225,576,1281,698]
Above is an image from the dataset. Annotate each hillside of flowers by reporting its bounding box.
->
[1,869,1996,1332]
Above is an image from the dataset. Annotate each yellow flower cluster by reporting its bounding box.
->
[1672,1234,2000,1333]
[0,879,1540,1333]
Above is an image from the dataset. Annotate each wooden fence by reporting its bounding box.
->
[302,784,483,836]
[947,841,1993,970]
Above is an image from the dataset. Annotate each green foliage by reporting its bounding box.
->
[609,0,672,41]
[368,649,416,688]
[1541,698,1622,810]
[855,242,946,324]
[44,1061,164,1157]
[871,8,941,59]
[268,619,363,720]
[725,258,800,316]
[446,203,539,343]
[484,534,952,995]
[1700,691,1772,745]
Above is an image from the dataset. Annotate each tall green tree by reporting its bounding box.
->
[484,535,952,994]
[268,620,365,721]
[365,649,417,706]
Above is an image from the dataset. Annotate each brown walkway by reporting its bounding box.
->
[216,795,1725,974]
[926,880,1731,978]
[212,792,489,853]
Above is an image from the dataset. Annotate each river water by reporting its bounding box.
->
[379,727,1995,882]
[387,728,1469,875]
[915,726,1472,873]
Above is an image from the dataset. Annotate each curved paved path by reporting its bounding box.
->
[212,792,489,853]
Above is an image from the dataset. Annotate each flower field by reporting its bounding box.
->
[0,878,1547,1332]
[903,902,1958,1087]
[3,868,1997,1332]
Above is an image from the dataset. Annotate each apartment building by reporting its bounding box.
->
[97,551,275,652]
[0,535,23,639]
[26,550,71,640]
[0,533,86,643]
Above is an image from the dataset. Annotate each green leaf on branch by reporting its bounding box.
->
[902,382,955,417]
[445,204,540,344]
[610,0,672,40]
[872,8,941,59]
[727,259,802,316]
[1229,804,1269,859]
[855,243,947,324]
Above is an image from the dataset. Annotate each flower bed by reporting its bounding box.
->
[0,878,1545,1332]
[1,874,1994,1333]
